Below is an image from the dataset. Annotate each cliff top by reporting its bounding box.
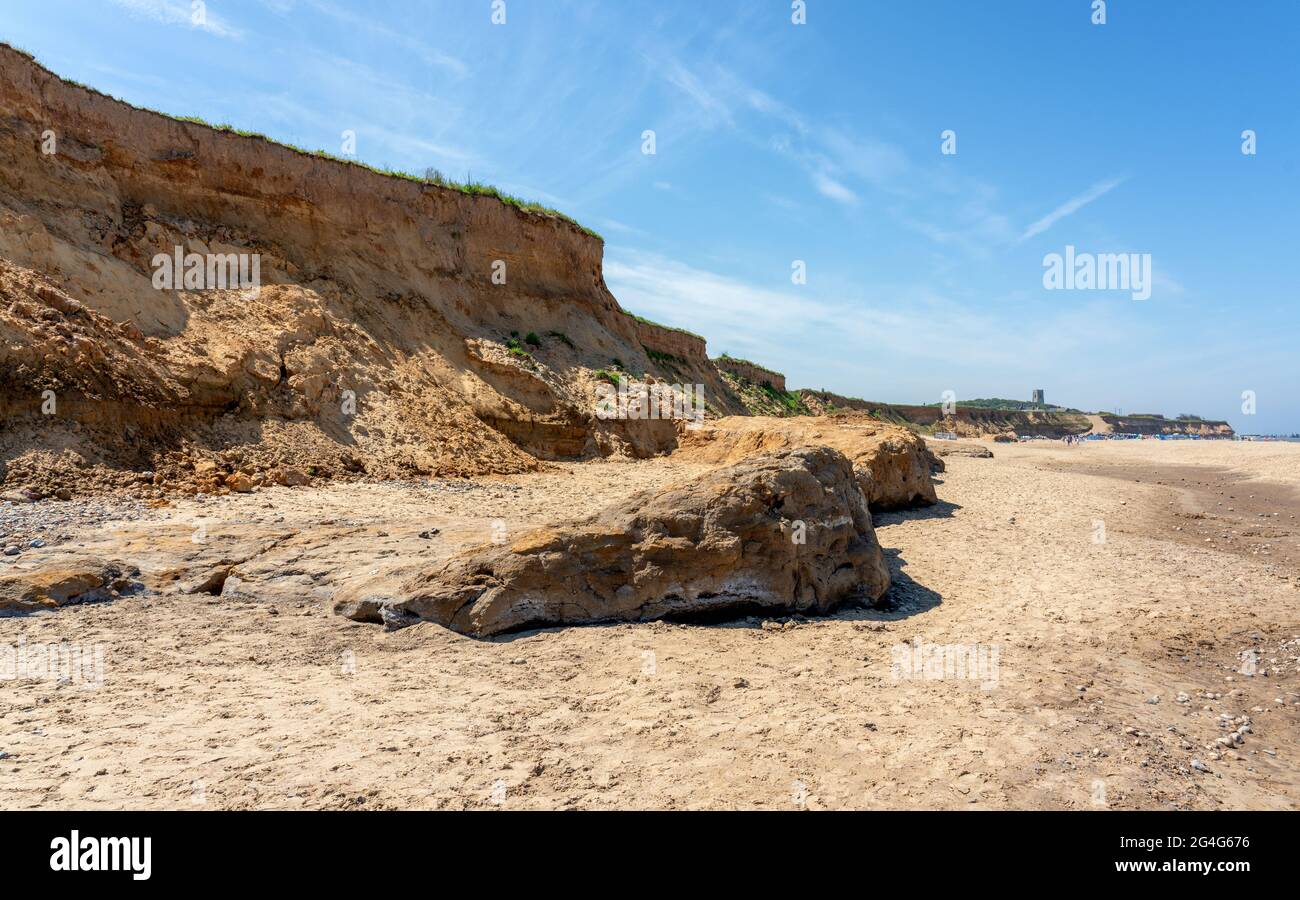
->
[0,42,600,240]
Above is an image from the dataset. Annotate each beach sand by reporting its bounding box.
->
[2,440,1297,810]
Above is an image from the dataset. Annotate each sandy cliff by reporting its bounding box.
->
[0,46,733,494]
[714,356,786,392]
[799,391,1233,439]
[1098,415,1234,438]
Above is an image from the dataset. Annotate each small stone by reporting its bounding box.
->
[275,467,311,487]
[1191,759,1210,772]
[2,546,19,556]
[224,472,254,493]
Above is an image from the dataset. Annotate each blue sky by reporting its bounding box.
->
[5,0,1298,431]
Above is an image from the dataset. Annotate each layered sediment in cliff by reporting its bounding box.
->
[798,392,1091,438]
[1099,415,1234,438]
[797,392,1233,440]
[0,45,740,494]
[625,315,748,417]
[714,356,786,393]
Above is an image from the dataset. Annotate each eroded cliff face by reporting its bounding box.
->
[715,357,786,392]
[1099,415,1234,438]
[626,315,748,417]
[799,392,1094,439]
[0,46,707,493]
[797,392,1235,440]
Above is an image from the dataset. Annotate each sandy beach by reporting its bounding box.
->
[3,439,1296,811]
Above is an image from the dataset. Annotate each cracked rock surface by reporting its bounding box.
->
[336,447,891,637]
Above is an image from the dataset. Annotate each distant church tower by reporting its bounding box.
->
[1032,389,1045,406]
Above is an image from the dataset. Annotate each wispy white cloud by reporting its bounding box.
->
[657,57,910,208]
[603,248,1137,385]
[817,127,910,191]
[812,171,858,205]
[107,0,242,39]
[1019,176,1126,242]
[663,59,735,128]
[303,0,468,78]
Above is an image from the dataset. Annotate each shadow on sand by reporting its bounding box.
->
[490,543,943,643]
[826,547,942,625]
[873,498,962,527]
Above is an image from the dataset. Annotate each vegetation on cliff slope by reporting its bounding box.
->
[718,371,810,418]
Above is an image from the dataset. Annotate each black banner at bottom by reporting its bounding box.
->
[1,810,1282,886]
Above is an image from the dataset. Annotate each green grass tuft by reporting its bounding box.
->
[644,346,684,366]
[621,311,705,342]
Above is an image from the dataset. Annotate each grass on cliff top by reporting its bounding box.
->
[621,311,706,342]
[714,352,784,378]
[919,397,1080,413]
[170,116,600,238]
[2,43,600,240]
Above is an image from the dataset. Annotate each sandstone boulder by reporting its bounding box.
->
[336,447,891,637]
[0,558,141,614]
[225,472,255,492]
[273,467,311,487]
[677,415,937,511]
